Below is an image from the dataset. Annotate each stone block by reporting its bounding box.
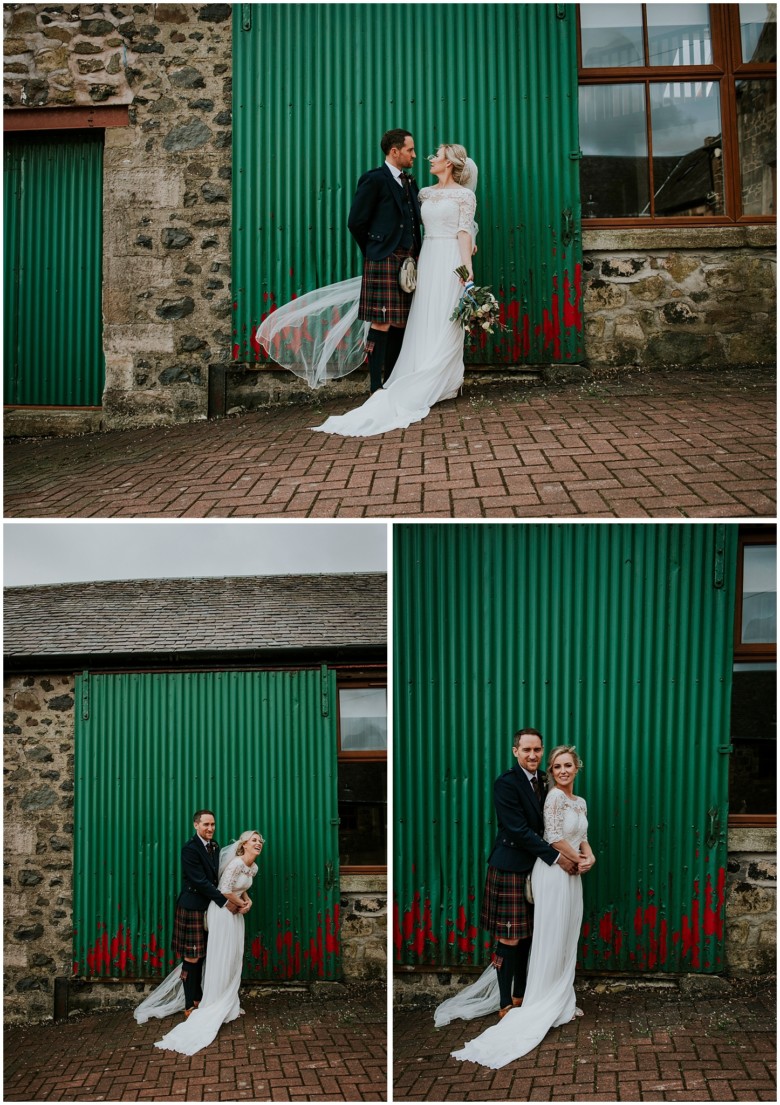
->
[107,169,183,208]
[583,279,626,310]
[614,316,645,343]
[629,275,666,301]
[660,254,700,283]
[103,324,175,354]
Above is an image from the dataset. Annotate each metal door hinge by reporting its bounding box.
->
[324,860,335,890]
[81,671,90,720]
[713,524,726,589]
[706,807,721,849]
[562,208,575,246]
[718,743,734,754]
[320,664,330,717]
[569,149,583,160]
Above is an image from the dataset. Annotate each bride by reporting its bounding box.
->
[435,747,596,1069]
[134,830,264,1055]
[257,143,478,438]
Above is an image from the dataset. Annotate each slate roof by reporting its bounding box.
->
[4,573,386,662]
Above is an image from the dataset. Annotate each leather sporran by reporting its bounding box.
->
[398,255,417,293]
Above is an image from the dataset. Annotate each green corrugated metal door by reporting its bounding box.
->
[394,524,736,974]
[4,130,105,406]
[233,4,583,367]
[74,670,341,981]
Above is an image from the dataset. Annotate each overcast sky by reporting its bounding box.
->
[3,522,388,586]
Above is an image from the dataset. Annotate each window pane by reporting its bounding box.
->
[580,84,649,216]
[646,5,713,66]
[580,4,644,68]
[338,760,386,866]
[739,3,777,62]
[729,666,776,814]
[737,80,777,215]
[741,545,777,643]
[650,82,725,215]
[339,687,387,751]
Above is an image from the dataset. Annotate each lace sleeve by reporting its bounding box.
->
[418,186,434,204]
[456,189,477,234]
[543,789,567,843]
[220,858,244,894]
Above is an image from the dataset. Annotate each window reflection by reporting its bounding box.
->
[737,80,777,215]
[580,3,644,67]
[650,82,724,215]
[741,544,777,644]
[740,3,777,62]
[646,4,713,66]
[580,84,649,216]
[339,687,387,751]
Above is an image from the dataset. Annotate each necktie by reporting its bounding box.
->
[530,775,542,803]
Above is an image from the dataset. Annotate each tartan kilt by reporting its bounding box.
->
[480,866,534,941]
[171,905,208,959]
[358,248,416,325]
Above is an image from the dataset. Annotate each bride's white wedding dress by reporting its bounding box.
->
[436,788,588,1069]
[134,856,257,1055]
[312,186,477,437]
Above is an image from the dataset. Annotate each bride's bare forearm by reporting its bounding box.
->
[551,839,580,863]
[457,231,473,275]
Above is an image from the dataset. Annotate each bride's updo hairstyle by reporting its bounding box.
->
[546,745,583,787]
[442,143,469,183]
[235,829,264,855]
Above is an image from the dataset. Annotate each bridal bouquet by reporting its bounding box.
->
[450,266,504,337]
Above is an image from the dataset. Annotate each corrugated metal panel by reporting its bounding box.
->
[394,524,736,973]
[73,669,341,981]
[233,4,583,368]
[4,130,105,406]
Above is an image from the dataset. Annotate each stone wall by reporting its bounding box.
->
[340,875,387,982]
[3,3,233,430]
[725,827,776,975]
[582,227,777,369]
[4,674,76,1024]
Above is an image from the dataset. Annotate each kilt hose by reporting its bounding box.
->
[358,247,417,327]
[172,905,208,960]
[480,866,534,946]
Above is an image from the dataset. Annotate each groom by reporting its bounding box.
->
[480,729,578,1019]
[348,128,422,393]
[173,809,246,1016]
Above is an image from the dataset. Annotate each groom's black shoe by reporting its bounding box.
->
[384,326,404,383]
[367,328,388,394]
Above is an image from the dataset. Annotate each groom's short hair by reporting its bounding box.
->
[513,727,543,749]
[193,808,215,823]
[381,128,412,155]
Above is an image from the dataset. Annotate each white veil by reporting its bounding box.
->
[256,276,369,389]
[433,963,499,1027]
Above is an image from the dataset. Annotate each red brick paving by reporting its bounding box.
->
[3,368,775,518]
[393,978,776,1102]
[4,986,386,1102]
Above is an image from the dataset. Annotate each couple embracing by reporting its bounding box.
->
[436,728,597,1069]
[134,809,264,1056]
[259,128,479,437]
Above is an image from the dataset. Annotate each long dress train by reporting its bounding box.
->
[312,186,476,436]
[133,857,257,1055]
[439,788,588,1069]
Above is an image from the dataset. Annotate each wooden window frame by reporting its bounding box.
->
[728,526,776,828]
[577,4,776,226]
[337,672,387,874]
